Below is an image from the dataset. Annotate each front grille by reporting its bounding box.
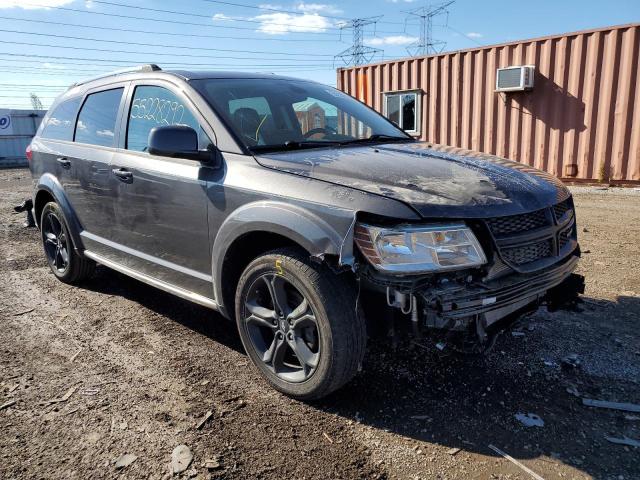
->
[485,208,549,237]
[559,225,573,250]
[484,198,577,271]
[501,239,553,265]
[553,198,573,221]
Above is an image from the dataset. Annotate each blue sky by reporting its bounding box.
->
[1,0,638,110]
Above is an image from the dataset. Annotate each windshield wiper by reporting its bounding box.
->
[249,140,342,153]
[339,134,414,146]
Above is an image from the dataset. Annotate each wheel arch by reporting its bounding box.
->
[34,173,85,253]
[212,201,357,317]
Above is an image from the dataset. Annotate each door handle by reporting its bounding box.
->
[112,168,133,181]
[56,157,71,168]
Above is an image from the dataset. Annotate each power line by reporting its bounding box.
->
[0,41,336,64]
[16,2,340,36]
[196,0,408,26]
[445,25,484,46]
[404,1,454,56]
[334,17,384,67]
[0,29,335,57]
[19,1,410,36]
[0,15,339,43]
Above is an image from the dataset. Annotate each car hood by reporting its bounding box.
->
[254,142,571,218]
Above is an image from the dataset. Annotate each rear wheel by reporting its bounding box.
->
[235,248,366,400]
[40,201,95,283]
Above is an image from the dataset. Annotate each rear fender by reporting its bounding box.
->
[34,173,85,253]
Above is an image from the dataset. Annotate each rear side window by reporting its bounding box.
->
[41,98,81,141]
[75,88,124,147]
[126,85,208,152]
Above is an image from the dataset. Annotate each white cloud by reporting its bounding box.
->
[212,13,231,21]
[253,12,333,35]
[97,129,114,138]
[466,32,483,39]
[366,35,418,46]
[43,62,65,70]
[0,0,73,8]
[295,3,342,15]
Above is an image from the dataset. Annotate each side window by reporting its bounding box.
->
[126,85,209,152]
[384,91,419,133]
[75,88,124,147]
[41,98,81,141]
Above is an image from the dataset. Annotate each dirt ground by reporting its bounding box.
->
[1,167,639,480]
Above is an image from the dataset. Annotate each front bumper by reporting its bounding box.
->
[417,253,582,330]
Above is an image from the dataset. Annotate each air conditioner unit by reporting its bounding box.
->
[495,65,535,92]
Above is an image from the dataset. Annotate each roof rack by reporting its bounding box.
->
[69,64,161,88]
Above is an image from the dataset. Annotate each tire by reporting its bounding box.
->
[40,201,95,284]
[235,248,366,400]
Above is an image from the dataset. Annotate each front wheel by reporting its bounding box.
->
[235,248,366,400]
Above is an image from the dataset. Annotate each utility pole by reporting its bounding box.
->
[404,1,454,56]
[334,16,383,66]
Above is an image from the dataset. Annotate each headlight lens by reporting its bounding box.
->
[355,223,487,274]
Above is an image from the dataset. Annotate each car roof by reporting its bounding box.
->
[52,66,316,107]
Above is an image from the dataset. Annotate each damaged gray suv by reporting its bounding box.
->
[29,65,584,399]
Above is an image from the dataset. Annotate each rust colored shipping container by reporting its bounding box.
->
[337,23,640,183]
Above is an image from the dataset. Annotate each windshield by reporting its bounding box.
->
[190,78,412,152]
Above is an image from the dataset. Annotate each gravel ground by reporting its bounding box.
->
[1,168,639,480]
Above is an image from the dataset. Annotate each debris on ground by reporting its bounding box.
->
[604,436,640,448]
[114,453,138,470]
[511,331,525,337]
[561,354,581,369]
[446,447,461,456]
[488,444,545,480]
[204,456,222,470]
[13,308,35,316]
[515,413,544,427]
[43,386,77,405]
[171,444,193,474]
[70,348,82,362]
[566,385,581,397]
[0,400,16,411]
[582,399,640,413]
[196,410,214,430]
[323,432,334,444]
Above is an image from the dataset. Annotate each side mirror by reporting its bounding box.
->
[148,125,219,165]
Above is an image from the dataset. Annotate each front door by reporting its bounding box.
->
[108,83,216,298]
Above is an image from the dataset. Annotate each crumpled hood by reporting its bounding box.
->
[255,142,571,218]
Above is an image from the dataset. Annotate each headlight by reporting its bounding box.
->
[354,223,487,274]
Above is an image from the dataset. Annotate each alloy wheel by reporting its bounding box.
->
[42,211,69,273]
[243,273,320,383]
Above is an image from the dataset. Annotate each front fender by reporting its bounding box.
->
[35,173,85,253]
[211,200,356,306]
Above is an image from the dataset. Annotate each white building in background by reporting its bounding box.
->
[0,109,47,168]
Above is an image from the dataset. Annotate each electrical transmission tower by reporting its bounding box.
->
[334,16,383,66]
[404,1,454,56]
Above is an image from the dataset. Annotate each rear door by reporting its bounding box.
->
[67,85,127,247]
[108,81,216,297]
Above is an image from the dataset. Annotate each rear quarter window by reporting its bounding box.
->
[75,88,124,147]
[40,98,81,141]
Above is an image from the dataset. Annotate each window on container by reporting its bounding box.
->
[40,98,81,141]
[75,88,124,147]
[384,91,419,133]
[126,85,211,152]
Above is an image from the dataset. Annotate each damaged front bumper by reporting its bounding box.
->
[420,254,583,331]
[363,251,584,337]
